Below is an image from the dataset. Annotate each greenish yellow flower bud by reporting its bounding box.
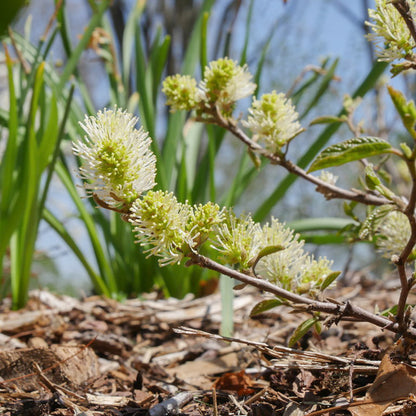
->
[188,202,225,247]
[198,57,256,117]
[162,74,198,112]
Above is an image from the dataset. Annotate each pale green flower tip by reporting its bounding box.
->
[130,190,194,266]
[199,57,256,115]
[242,91,303,153]
[73,107,157,208]
[162,74,198,112]
[366,0,416,62]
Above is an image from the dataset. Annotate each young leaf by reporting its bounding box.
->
[251,245,285,271]
[288,317,320,347]
[387,85,416,140]
[308,136,392,173]
[309,115,344,126]
[249,298,284,317]
[320,271,341,291]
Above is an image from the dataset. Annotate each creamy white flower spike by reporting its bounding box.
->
[375,210,411,259]
[73,107,156,209]
[366,0,416,62]
[242,91,303,153]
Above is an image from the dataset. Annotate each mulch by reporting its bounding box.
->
[1,276,416,416]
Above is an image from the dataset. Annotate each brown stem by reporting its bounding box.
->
[188,252,416,340]
[395,160,416,329]
[213,114,392,207]
[392,0,416,46]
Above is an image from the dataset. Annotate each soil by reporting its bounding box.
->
[1,276,416,416]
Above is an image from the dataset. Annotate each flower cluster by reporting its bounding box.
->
[366,0,416,62]
[73,108,156,210]
[242,91,303,153]
[212,215,337,296]
[73,107,337,296]
[163,57,256,118]
[130,193,225,265]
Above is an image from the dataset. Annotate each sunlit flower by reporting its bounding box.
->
[130,190,193,265]
[162,74,198,112]
[73,107,156,209]
[211,211,263,270]
[255,218,337,296]
[375,210,411,259]
[198,57,256,117]
[242,91,303,153]
[366,0,416,62]
[255,218,307,291]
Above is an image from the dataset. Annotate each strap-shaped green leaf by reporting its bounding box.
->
[308,136,392,173]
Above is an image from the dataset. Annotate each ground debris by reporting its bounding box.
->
[0,280,415,415]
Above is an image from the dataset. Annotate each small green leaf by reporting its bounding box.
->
[387,85,416,140]
[320,271,341,291]
[249,298,284,317]
[364,164,381,190]
[400,142,413,159]
[309,115,344,126]
[251,245,285,271]
[288,317,320,347]
[308,136,392,173]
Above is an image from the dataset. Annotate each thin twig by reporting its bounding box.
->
[212,113,394,207]
[187,252,416,340]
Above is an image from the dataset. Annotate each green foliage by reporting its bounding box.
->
[288,316,321,347]
[0,49,73,308]
[249,298,285,317]
[387,85,416,141]
[308,136,392,173]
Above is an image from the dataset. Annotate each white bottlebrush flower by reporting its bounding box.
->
[73,107,156,209]
[255,218,307,291]
[211,211,263,270]
[366,0,416,62]
[375,210,411,259]
[130,190,194,266]
[198,57,256,117]
[242,91,303,153]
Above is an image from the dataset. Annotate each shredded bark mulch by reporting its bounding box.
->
[1,277,416,416]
